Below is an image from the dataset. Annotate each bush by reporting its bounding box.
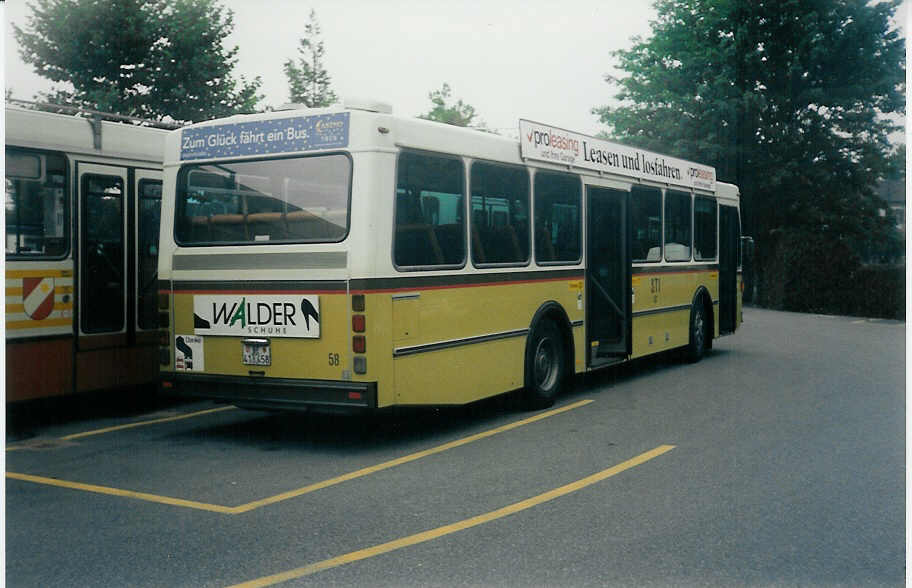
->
[756,229,904,319]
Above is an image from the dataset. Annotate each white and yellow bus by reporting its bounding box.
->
[6,104,172,403]
[158,100,742,411]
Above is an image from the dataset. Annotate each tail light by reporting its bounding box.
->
[352,294,367,374]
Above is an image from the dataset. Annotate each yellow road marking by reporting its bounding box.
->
[59,406,238,441]
[5,472,235,514]
[6,400,594,514]
[7,406,239,451]
[230,399,593,513]
[228,444,676,588]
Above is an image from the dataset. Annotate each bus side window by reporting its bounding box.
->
[631,185,662,262]
[394,151,465,268]
[664,190,692,262]
[534,171,580,264]
[470,161,530,266]
[5,149,69,258]
[694,196,717,260]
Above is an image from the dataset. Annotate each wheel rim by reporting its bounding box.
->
[693,307,705,351]
[533,335,559,391]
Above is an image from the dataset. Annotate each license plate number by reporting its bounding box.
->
[242,339,271,366]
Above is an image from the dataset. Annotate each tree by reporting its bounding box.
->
[595,0,905,305]
[283,9,337,107]
[419,83,486,128]
[13,0,262,123]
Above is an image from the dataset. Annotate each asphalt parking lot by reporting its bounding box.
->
[5,308,906,587]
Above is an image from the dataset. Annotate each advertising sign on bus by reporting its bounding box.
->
[180,112,350,161]
[192,294,321,338]
[519,119,715,192]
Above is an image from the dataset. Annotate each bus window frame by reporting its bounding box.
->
[5,147,71,261]
[137,177,163,331]
[693,194,718,262]
[469,158,532,269]
[392,148,468,272]
[173,151,354,248]
[630,184,663,264]
[663,189,693,263]
[532,168,583,267]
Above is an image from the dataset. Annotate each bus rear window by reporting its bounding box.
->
[175,154,351,245]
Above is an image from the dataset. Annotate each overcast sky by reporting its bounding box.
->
[3,1,907,139]
[3,0,660,136]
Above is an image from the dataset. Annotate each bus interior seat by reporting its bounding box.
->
[433,223,464,264]
[188,216,211,241]
[471,226,486,263]
[396,224,444,265]
[535,227,555,260]
[209,214,247,241]
[480,224,521,263]
[247,212,287,241]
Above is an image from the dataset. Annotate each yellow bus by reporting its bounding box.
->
[6,103,172,403]
[158,101,742,411]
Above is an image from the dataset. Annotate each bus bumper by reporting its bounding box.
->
[159,373,377,412]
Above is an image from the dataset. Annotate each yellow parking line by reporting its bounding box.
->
[5,472,235,514]
[230,399,594,513]
[6,400,594,515]
[227,444,677,588]
[7,405,238,452]
[59,406,238,441]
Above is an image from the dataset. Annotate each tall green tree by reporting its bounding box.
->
[595,0,905,301]
[13,0,262,122]
[284,9,337,107]
[419,83,486,128]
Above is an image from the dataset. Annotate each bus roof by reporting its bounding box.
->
[6,105,168,163]
[167,102,730,196]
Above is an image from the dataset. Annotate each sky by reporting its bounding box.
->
[2,1,907,140]
[2,0,659,137]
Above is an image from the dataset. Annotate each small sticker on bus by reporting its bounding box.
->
[175,335,204,371]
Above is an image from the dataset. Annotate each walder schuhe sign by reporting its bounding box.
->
[519,119,716,192]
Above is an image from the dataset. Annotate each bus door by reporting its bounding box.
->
[76,163,131,391]
[585,186,631,366]
[135,171,163,340]
[719,205,740,334]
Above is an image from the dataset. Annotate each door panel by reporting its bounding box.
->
[719,205,739,334]
[78,163,128,340]
[586,186,631,365]
[135,172,163,334]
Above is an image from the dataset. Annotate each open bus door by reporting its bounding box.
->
[585,186,631,366]
[719,205,740,335]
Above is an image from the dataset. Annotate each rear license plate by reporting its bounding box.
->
[242,339,271,366]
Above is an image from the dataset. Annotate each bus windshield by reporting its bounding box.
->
[175,153,351,245]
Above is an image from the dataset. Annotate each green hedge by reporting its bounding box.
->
[756,231,905,319]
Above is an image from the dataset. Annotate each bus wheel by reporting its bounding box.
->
[524,320,565,409]
[685,301,707,363]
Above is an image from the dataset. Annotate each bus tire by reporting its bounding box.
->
[523,319,565,409]
[685,299,708,363]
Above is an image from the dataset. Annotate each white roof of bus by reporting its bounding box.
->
[169,103,736,199]
[5,105,168,163]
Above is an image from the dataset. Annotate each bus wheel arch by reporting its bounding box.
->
[686,287,713,362]
[523,302,574,409]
